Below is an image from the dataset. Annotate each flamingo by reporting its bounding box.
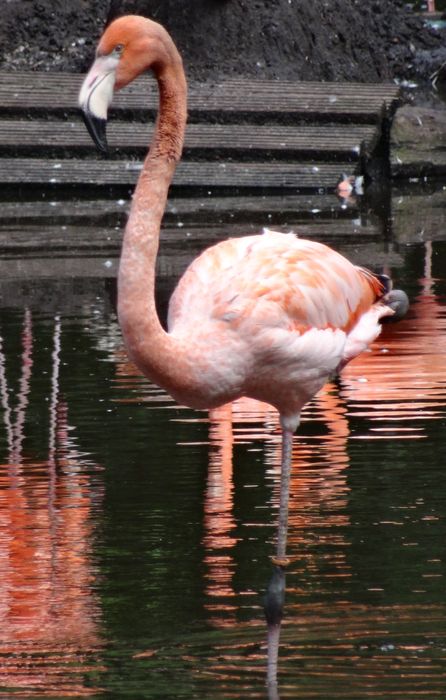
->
[78,15,408,687]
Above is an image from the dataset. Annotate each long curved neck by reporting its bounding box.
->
[117,51,189,393]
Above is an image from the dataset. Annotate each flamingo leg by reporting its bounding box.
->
[264,426,294,689]
[276,427,293,562]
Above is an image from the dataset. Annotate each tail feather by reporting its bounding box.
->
[375,273,393,297]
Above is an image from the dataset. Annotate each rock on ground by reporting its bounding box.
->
[391,104,446,177]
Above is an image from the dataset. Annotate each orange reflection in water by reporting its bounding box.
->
[202,387,352,626]
[341,243,446,439]
[0,312,103,697]
[110,244,446,636]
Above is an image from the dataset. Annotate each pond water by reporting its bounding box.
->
[0,184,446,699]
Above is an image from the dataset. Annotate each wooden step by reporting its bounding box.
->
[0,226,403,286]
[0,119,377,160]
[0,72,401,122]
[0,157,351,190]
[0,220,385,285]
[0,220,381,252]
[0,193,349,224]
[0,71,401,190]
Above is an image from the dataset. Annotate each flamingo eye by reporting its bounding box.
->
[113,44,124,56]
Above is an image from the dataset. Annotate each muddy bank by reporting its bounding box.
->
[0,0,445,85]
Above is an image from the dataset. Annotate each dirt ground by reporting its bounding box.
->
[0,0,445,85]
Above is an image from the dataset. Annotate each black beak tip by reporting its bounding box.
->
[81,109,109,156]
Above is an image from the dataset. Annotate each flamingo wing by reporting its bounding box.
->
[168,229,384,336]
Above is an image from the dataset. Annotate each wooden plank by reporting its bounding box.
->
[0,238,402,283]
[0,220,381,257]
[0,193,347,223]
[0,119,376,158]
[0,157,353,189]
[0,72,400,121]
[0,277,115,313]
[0,220,384,284]
[0,71,401,96]
[0,256,119,280]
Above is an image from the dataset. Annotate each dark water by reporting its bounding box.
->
[0,186,446,698]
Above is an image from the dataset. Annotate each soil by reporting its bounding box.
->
[0,0,445,86]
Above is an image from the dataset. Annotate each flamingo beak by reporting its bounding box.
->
[81,108,108,155]
[79,55,118,154]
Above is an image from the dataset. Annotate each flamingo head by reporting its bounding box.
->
[79,15,177,154]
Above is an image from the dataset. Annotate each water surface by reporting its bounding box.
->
[0,185,446,698]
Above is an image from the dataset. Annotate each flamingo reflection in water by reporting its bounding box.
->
[0,310,103,696]
[113,348,354,692]
[111,285,446,696]
[341,242,446,436]
[202,391,351,684]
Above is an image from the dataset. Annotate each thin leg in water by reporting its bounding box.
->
[264,425,294,688]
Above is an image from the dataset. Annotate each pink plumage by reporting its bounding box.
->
[168,229,391,424]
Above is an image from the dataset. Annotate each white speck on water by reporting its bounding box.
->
[53,163,62,169]
[311,208,321,214]
[103,260,113,268]
[312,166,319,172]
[329,95,337,103]
[117,199,126,206]
[177,221,184,228]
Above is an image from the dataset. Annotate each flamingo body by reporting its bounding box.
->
[167,228,389,423]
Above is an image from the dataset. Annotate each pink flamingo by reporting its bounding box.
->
[78,15,408,687]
